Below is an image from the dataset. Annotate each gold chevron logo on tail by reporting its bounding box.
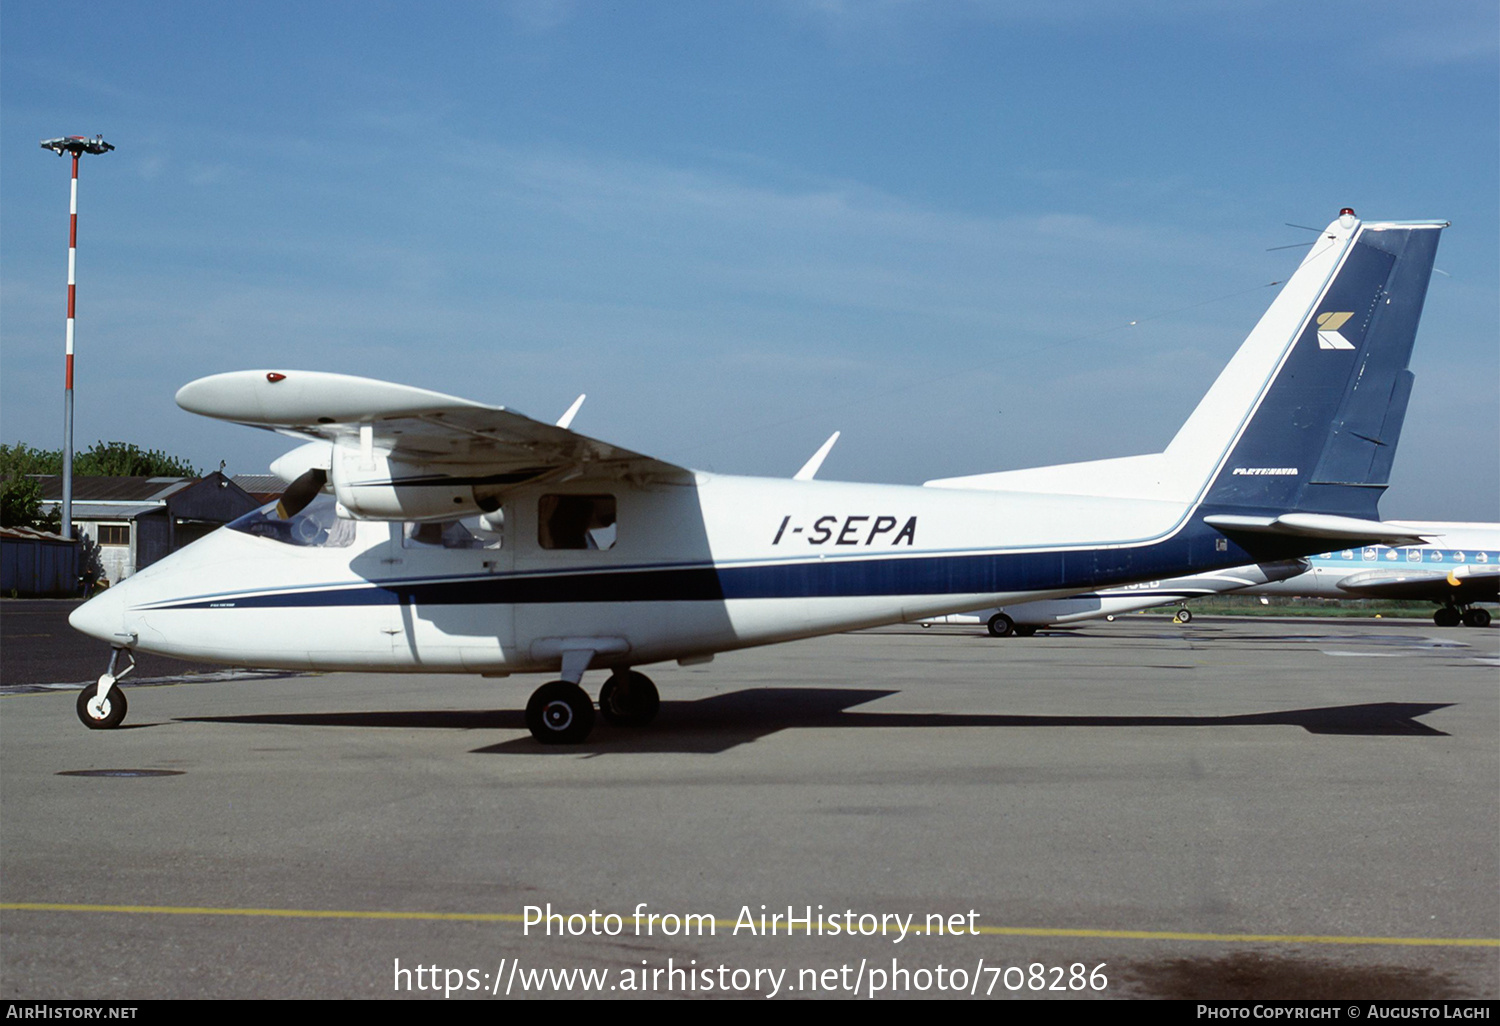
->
[1316,311,1356,350]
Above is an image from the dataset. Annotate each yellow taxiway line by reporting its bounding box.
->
[2,903,1495,948]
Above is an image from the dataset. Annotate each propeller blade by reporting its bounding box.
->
[276,468,327,519]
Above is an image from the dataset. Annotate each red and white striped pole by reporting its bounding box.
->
[41,135,113,544]
[62,150,79,537]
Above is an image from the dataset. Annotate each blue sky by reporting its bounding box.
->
[3,1,1496,519]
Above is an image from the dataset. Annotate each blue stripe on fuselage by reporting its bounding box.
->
[144,512,1302,610]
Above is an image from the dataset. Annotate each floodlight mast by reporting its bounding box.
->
[40,136,114,549]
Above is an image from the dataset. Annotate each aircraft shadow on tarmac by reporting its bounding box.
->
[177,688,1453,754]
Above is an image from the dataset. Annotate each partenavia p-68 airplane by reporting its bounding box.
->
[69,211,1446,743]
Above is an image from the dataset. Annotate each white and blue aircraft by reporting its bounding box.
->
[928,523,1499,635]
[70,211,1447,743]
[1247,524,1499,625]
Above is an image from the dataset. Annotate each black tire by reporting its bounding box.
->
[525,680,595,744]
[1462,608,1491,628]
[1434,606,1461,628]
[1176,608,1193,624]
[77,681,127,730]
[987,613,1015,638]
[1013,624,1038,637]
[598,671,660,727]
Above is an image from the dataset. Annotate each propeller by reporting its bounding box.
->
[276,468,328,520]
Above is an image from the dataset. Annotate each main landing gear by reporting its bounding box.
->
[77,647,135,729]
[986,614,1038,638]
[1434,604,1491,628]
[524,669,660,745]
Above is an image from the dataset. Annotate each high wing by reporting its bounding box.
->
[176,370,692,520]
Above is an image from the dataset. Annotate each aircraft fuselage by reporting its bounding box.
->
[74,471,1255,675]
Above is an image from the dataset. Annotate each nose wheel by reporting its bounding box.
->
[77,681,128,729]
[77,648,134,730]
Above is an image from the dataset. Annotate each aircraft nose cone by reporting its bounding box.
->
[69,587,125,642]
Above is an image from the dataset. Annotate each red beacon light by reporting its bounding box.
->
[1338,207,1357,229]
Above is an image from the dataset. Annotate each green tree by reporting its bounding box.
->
[73,441,198,477]
[0,445,63,530]
[0,441,200,530]
[0,443,63,477]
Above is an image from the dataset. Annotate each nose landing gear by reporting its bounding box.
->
[77,647,135,729]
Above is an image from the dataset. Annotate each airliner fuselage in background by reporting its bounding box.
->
[1246,524,1498,626]
[931,522,1498,635]
[69,212,1448,743]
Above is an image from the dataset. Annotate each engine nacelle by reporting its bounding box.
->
[330,447,494,522]
[269,440,332,485]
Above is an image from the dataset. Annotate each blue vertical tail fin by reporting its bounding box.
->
[1198,215,1445,519]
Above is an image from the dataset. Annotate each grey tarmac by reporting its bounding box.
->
[1,616,1496,999]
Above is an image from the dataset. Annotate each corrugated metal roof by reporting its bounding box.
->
[231,475,285,496]
[35,476,190,502]
[0,526,75,543]
[62,503,164,520]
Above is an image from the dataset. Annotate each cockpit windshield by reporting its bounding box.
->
[226,495,357,548]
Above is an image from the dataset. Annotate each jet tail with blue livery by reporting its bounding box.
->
[69,210,1447,743]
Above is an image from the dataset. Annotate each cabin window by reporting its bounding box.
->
[226,495,356,548]
[403,514,503,550]
[538,494,616,550]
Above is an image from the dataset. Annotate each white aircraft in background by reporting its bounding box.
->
[1246,524,1498,626]
[930,523,1498,635]
[924,558,1311,635]
[70,211,1447,744]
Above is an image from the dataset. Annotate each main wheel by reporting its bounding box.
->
[598,671,660,727]
[987,613,1015,638]
[1462,607,1491,628]
[1434,606,1461,628]
[525,680,595,744]
[1175,608,1193,624]
[77,680,127,730]
[1013,624,1038,637]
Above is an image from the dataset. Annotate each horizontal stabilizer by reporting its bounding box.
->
[1202,513,1431,546]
